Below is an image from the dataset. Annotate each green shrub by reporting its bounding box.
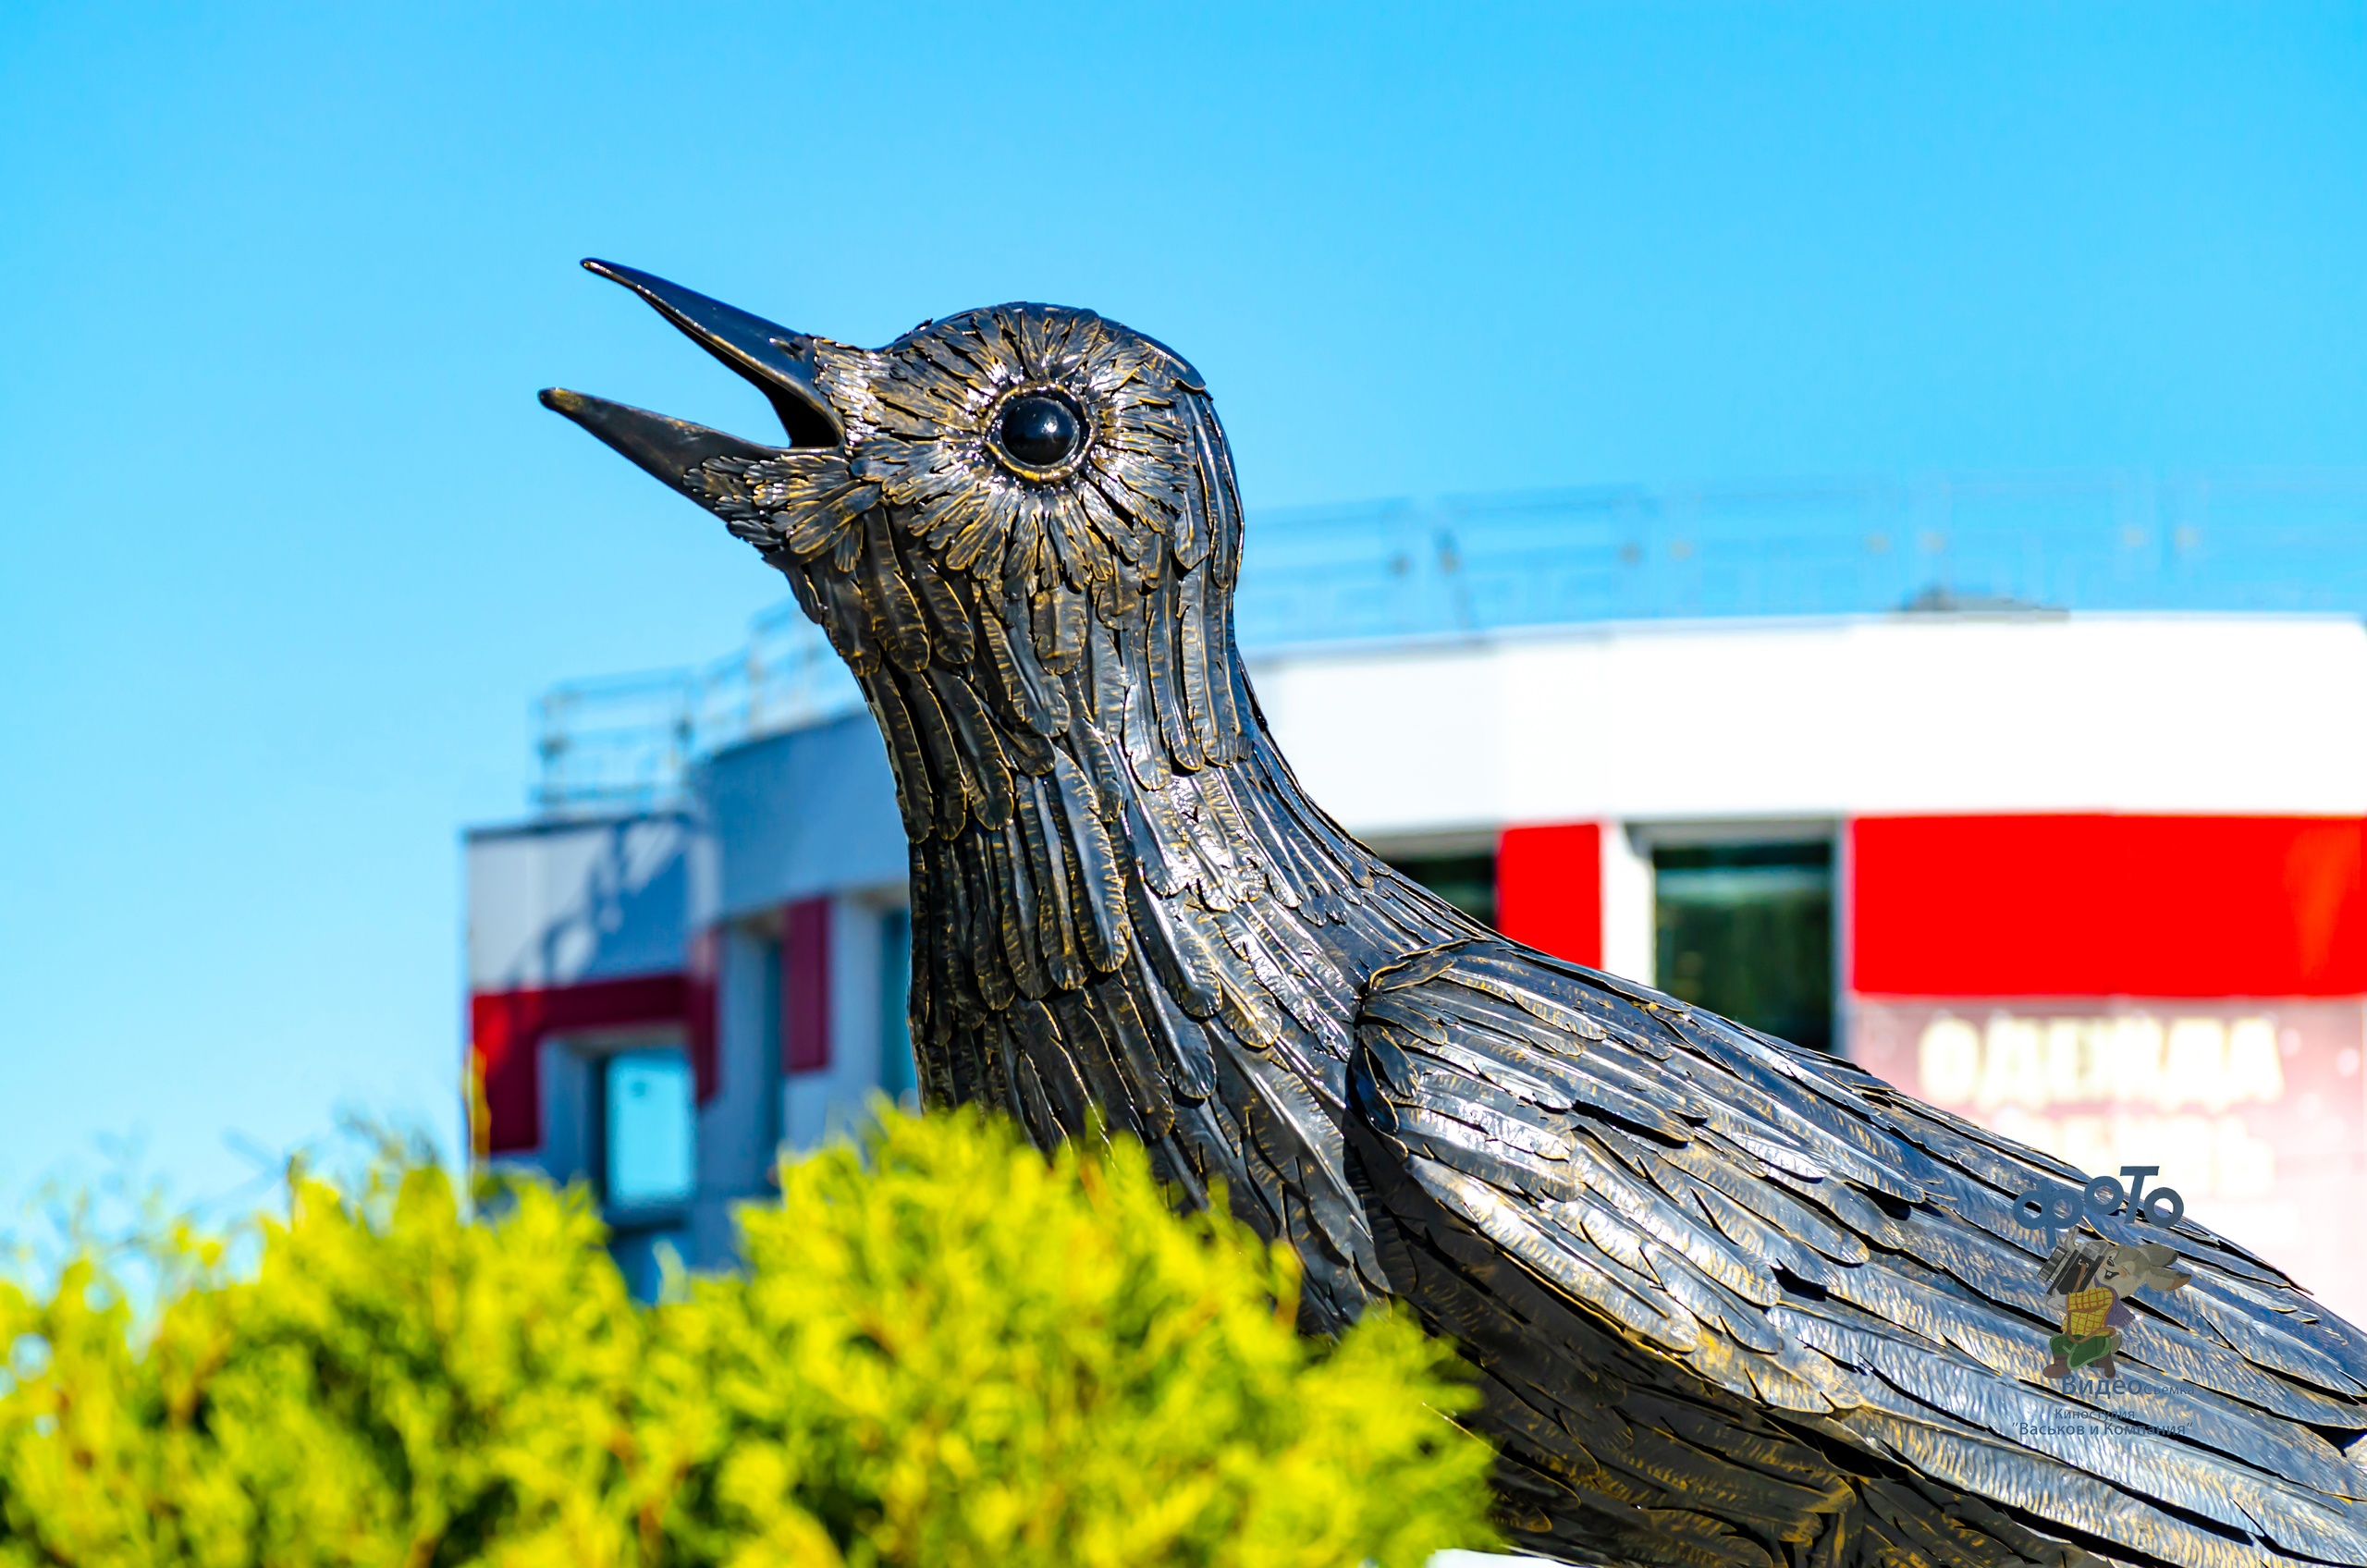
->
[0,1108,1499,1568]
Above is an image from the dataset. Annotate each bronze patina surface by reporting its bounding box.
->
[545,261,2367,1568]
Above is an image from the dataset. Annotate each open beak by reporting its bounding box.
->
[539,258,843,496]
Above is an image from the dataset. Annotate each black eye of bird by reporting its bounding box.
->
[998,394,1080,470]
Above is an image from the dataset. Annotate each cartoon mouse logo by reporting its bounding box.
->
[2039,1235,2192,1379]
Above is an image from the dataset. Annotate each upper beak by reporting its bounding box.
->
[539,258,844,495]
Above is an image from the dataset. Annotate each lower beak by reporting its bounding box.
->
[537,387,786,496]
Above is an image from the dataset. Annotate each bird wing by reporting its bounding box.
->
[1352,938,2367,1568]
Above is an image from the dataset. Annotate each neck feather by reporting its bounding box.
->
[872,611,1479,1327]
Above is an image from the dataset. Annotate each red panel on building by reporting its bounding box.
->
[783,897,833,1072]
[685,930,719,1104]
[1497,823,1601,966]
[1851,815,2367,998]
[471,970,711,1156]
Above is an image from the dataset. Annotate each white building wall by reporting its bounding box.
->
[1599,824,1654,985]
[1250,614,2367,832]
[465,815,692,990]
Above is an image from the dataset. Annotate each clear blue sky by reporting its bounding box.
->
[4,3,2364,1219]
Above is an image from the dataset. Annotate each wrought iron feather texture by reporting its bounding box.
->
[545,263,2367,1568]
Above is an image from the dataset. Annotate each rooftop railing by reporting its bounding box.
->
[535,599,863,816]
[533,468,2367,816]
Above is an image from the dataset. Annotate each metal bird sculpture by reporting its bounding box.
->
[544,261,2367,1568]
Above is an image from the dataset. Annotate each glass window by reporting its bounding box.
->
[1652,841,1834,1051]
[1386,851,1498,927]
[606,1048,694,1207]
[880,908,917,1108]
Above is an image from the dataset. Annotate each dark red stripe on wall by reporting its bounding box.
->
[686,930,718,1101]
[783,897,832,1072]
[1498,823,1601,967]
[471,969,716,1156]
[1851,815,2367,998]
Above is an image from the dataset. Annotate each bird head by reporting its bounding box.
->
[543,259,1233,658]
[542,260,1254,842]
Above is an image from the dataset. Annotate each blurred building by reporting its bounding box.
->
[465,469,2367,1311]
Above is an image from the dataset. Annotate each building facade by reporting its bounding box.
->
[465,472,2367,1313]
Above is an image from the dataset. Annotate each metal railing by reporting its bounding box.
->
[534,601,861,816]
[532,468,2367,815]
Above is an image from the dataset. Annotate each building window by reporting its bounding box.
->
[605,1047,694,1207]
[880,907,917,1108]
[1652,841,1834,1052]
[1387,852,1498,928]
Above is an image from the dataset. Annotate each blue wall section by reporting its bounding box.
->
[701,713,909,919]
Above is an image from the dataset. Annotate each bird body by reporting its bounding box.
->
[545,263,2367,1568]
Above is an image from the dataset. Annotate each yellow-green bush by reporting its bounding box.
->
[0,1109,1498,1568]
